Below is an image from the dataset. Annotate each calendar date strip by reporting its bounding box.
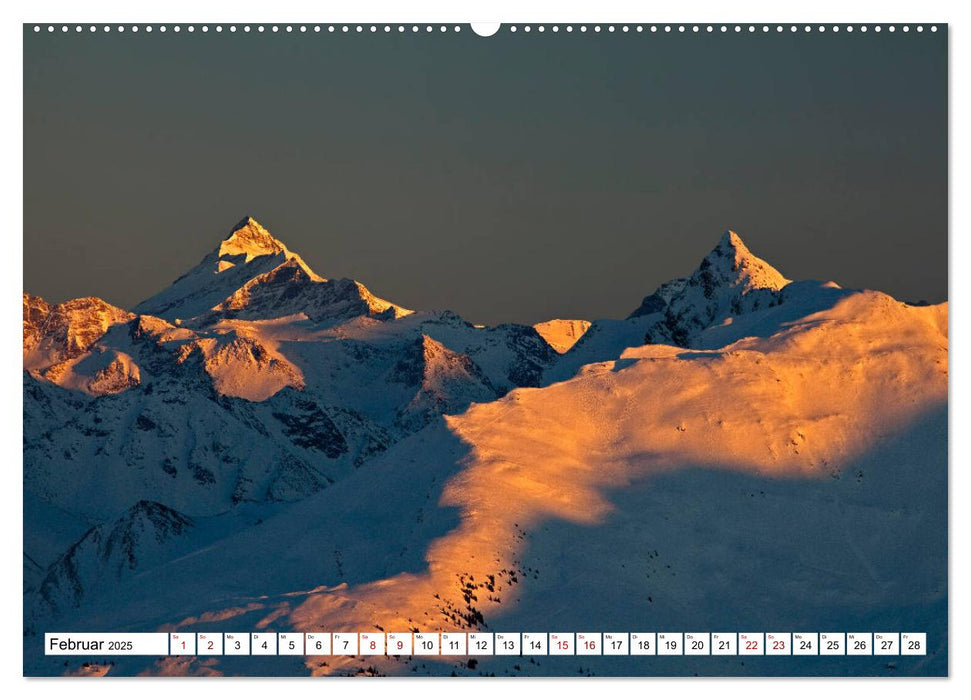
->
[45,632,927,657]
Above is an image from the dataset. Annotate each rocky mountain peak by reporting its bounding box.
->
[23,294,134,365]
[218,216,289,262]
[134,217,325,321]
[624,229,792,347]
[707,229,789,293]
[628,229,790,321]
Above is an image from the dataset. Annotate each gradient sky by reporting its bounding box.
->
[24,26,947,325]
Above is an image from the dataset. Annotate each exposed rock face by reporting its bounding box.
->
[217,216,291,261]
[23,294,133,366]
[206,258,409,324]
[189,332,305,402]
[23,225,802,521]
[75,349,141,395]
[391,335,500,430]
[548,231,829,384]
[22,292,51,357]
[628,230,790,346]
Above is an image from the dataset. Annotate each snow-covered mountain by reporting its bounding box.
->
[390,335,500,431]
[628,230,789,332]
[23,218,558,521]
[33,501,194,623]
[550,230,815,382]
[23,222,947,677]
[23,294,138,394]
[135,216,411,324]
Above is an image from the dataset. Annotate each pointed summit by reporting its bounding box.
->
[135,216,326,321]
[219,216,288,262]
[629,229,790,320]
[707,229,789,293]
[720,229,745,248]
[231,215,262,232]
[135,216,408,324]
[212,216,320,279]
[627,229,790,346]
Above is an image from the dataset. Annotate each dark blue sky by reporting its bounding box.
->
[24,26,947,325]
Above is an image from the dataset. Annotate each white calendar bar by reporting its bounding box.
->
[901,633,926,655]
[333,632,358,655]
[739,632,764,655]
[45,633,169,656]
[252,632,276,655]
[712,633,736,655]
[793,632,818,655]
[630,632,656,655]
[170,632,195,655]
[874,633,899,655]
[685,632,709,655]
[821,632,845,655]
[847,632,872,655]
[549,632,574,655]
[522,633,547,655]
[469,632,494,655]
[44,631,928,657]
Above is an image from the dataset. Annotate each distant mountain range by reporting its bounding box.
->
[24,217,558,519]
[23,217,948,677]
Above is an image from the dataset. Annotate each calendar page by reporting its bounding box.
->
[21,11,948,680]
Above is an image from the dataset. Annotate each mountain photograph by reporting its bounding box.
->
[22,22,947,679]
[23,216,947,676]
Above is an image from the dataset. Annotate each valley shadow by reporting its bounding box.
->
[27,418,472,659]
[482,402,947,677]
[190,415,470,592]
